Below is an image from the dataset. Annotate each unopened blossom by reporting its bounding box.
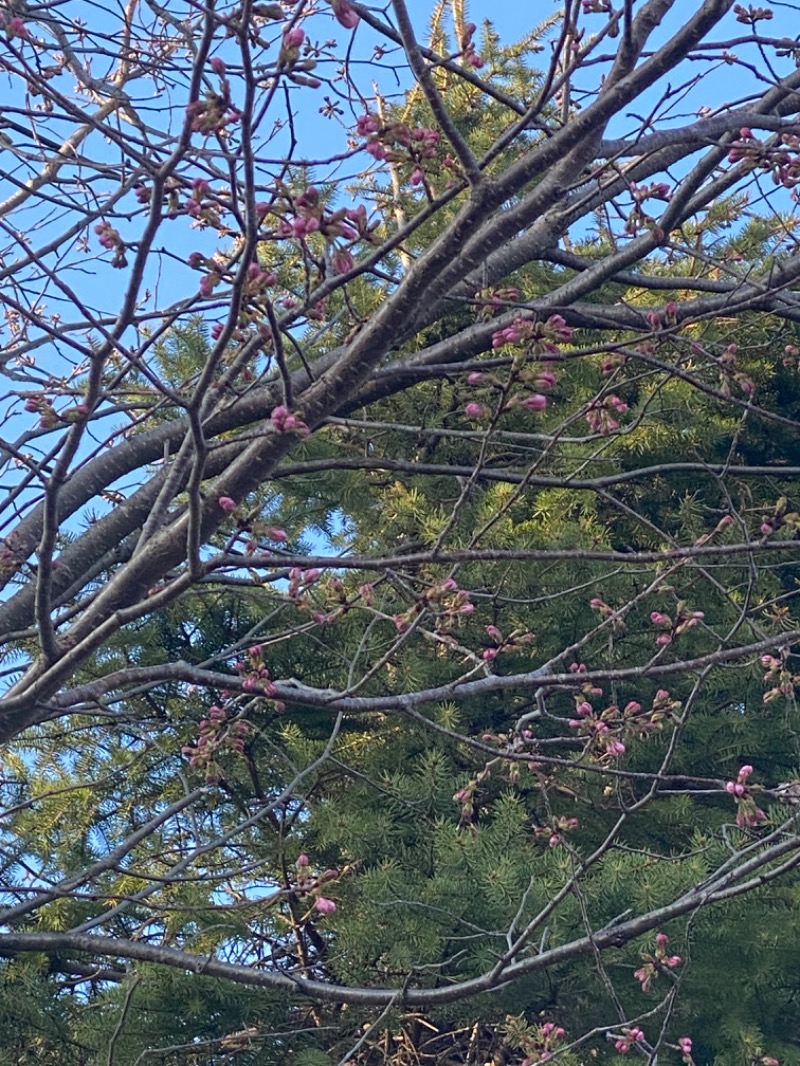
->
[315,896,337,914]
[464,402,487,418]
[218,496,236,512]
[331,0,359,29]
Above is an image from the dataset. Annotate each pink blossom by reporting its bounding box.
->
[331,248,355,275]
[522,393,548,411]
[678,1037,692,1056]
[464,402,487,418]
[267,527,288,542]
[467,372,484,385]
[218,496,236,512]
[210,57,226,75]
[356,113,380,136]
[331,0,359,29]
[283,27,305,48]
[315,896,337,914]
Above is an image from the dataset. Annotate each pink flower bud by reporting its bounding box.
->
[283,27,305,47]
[218,496,236,512]
[314,896,337,914]
[464,402,486,418]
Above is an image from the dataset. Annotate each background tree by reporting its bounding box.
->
[3,0,800,1062]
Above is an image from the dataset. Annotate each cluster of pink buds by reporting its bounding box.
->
[453,767,491,825]
[94,221,128,268]
[286,566,321,607]
[568,697,626,759]
[24,393,57,427]
[678,1037,693,1062]
[294,853,339,915]
[395,578,474,633]
[535,815,579,848]
[270,404,310,436]
[625,181,671,236]
[235,645,277,696]
[428,577,474,625]
[634,932,682,993]
[187,63,241,135]
[630,181,672,204]
[585,393,628,435]
[491,314,573,356]
[24,393,90,428]
[761,650,797,703]
[760,496,800,538]
[457,20,484,68]
[243,261,278,295]
[184,177,224,229]
[181,703,250,783]
[649,602,705,646]
[482,624,535,662]
[728,128,800,193]
[717,343,755,398]
[355,117,441,183]
[0,13,30,39]
[519,1022,567,1065]
[613,1028,645,1055]
[726,765,766,828]
[472,286,520,321]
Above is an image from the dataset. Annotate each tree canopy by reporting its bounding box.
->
[2,0,800,1062]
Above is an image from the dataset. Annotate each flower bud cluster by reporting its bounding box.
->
[585,393,628,435]
[181,703,250,783]
[761,650,797,703]
[270,404,310,435]
[726,764,766,828]
[534,815,579,848]
[294,852,339,915]
[354,115,445,186]
[472,286,520,321]
[394,577,475,634]
[649,601,705,646]
[760,495,800,538]
[94,221,128,268]
[728,128,800,194]
[491,313,573,356]
[457,20,483,68]
[187,60,241,135]
[519,1022,567,1065]
[613,1027,645,1054]
[717,343,755,398]
[482,624,535,662]
[234,645,286,712]
[624,180,672,235]
[633,932,682,993]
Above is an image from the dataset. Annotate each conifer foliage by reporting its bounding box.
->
[2,0,800,1062]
